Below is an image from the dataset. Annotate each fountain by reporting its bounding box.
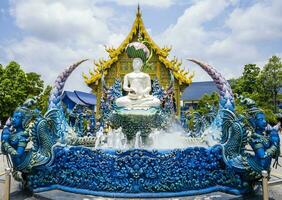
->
[1,10,280,197]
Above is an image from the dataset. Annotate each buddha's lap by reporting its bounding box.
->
[116,95,160,107]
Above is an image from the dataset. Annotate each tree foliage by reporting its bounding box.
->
[35,85,52,114]
[192,56,282,124]
[231,56,282,123]
[257,56,282,113]
[196,92,219,115]
[186,92,219,129]
[231,64,260,95]
[0,61,45,123]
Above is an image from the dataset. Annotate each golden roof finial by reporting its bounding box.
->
[137,4,141,17]
[84,4,193,88]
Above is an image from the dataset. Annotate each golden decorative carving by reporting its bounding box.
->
[83,6,193,115]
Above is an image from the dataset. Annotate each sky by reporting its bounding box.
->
[0,0,282,92]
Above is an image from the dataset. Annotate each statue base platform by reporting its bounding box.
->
[27,145,251,197]
[109,107,166,141]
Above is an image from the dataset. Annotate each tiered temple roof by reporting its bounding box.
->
[83,6,193,90]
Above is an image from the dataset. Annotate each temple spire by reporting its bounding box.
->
[137,4,141,17]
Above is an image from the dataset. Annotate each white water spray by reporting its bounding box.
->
[94,120,207,150]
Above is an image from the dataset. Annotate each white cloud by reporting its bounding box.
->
[105,0,176,8]
[226,0,282,42]
[205,0,282,76]
[9,0,112,44]
[160,0,230,56]
[158,0,282,82]
[207,38,259,63]
[106,33,126,48]
[3,36,107,91]
[159,0,231,81]
[2,0,282,92]
[3,0,121,92]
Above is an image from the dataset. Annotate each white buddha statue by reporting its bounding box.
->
[115,57,161,109]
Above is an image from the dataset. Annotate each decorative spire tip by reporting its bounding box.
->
[137,4,141,16]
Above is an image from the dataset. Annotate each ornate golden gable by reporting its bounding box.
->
[83,6,193,115]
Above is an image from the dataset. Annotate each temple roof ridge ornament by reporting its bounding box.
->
[83,5,193,88]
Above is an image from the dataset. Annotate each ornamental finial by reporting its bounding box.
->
[137,4,141,16]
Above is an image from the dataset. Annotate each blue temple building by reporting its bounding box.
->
[62,90,96,110]
[181,81,282,116]
[181,81,218,110]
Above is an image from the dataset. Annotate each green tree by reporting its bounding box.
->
[257,56,282,113]
[35,85,52,114]
[230,56,282,124]
[0,64,3,77]
[193,56,281,124]
[194,92,219,115]
[186,92,219,130]
[26,72,44,97]
[230,64,260,95]
[241,64,260,93]
[0,61,45,123]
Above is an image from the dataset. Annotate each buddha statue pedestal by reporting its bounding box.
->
[109,107,166,142]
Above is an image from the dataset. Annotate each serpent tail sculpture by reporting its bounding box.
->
[45,59,97,145]
[48,59,88,109]
[188,59,234,111]
[187,59,234,140]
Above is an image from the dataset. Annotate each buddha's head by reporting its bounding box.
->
[132,58,143,72]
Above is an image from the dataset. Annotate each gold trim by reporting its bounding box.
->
[83,7,193,90]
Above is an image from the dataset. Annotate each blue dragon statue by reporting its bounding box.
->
[1,59,94,172]
[188,105,217,137]
[188,59,280,180]
[1,98,62,172]
[100,76,123,126]
[219,103,280,179]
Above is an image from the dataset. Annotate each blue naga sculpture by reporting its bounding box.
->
[219,107,280,180]
[100,77,123,122]
[237,96,280,171]
[0,59,280,198]
[188,60,280,178]
[187,105,217,137]
[1,100,61,172]
[1,59,95,172]
[1,100,34,171]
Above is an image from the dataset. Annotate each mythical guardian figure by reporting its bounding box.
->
[1,97,60,172]
[1,59,93,172]
[241,96,280,169]
[220,96,280,179]
[1,99,35,170]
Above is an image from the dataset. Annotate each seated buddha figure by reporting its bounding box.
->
[116,57,160,109]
